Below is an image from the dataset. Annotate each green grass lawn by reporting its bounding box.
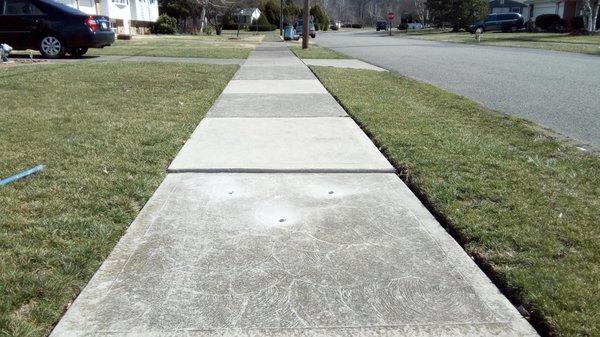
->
[0,61,237,336]
[87,34,264,58]
[401,31,600,55]
[289,44,350,59]
[310,66,600,336]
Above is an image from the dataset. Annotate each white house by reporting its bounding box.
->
[524,0,599,29]
[489,0,530,18]
[55,0,159,35]
[237,8,261,25]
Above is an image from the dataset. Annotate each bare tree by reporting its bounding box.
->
[582,0,599,32]
[196,0,234,34]
[413,0,426,24]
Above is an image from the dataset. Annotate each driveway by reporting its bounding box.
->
[316,30,600,148]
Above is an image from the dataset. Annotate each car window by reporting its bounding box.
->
[3,0,44,15]
[485,15,495,22]
[38,0,85,15]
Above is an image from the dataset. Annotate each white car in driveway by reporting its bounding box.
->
[407,22,423,29]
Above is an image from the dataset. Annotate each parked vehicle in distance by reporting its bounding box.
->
[407,22,423,29]
[294,19,316,38]
[0,0,114,58]
[283,25,299,41]
[376,20,387,31]
[468,13,525,33]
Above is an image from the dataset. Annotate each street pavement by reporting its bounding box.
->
[316,30,600,148]
[50,42,537,337]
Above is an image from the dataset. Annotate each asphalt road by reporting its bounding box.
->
[315,30,600,148]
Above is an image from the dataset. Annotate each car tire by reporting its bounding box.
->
[68,47,88,58]
[510,25,518,32]
[39,34,66,59]
[310,34,316,38]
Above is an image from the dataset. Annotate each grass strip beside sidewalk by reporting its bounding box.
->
[401,31,600,55]
[0,61,237,336]
[88,34,262,59]
[289,44,350,59]
[310,66,600,337]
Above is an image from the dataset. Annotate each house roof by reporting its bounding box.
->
[238,8,260,16]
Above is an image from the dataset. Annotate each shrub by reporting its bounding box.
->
[151,14,177,34]
[261,0,281,28]
[203,24,213,35]
[249,15,276,31]
[221,8,238,30]
[535,14,565,32]
[310,4,329,31]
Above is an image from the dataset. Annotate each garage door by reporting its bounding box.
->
[532,3,561,18]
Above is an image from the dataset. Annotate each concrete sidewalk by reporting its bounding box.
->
[51,42,538,337]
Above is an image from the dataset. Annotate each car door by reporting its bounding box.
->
[484,14,498,31]
[0,0,45,48]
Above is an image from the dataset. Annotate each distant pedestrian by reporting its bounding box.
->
[475,28,483,42]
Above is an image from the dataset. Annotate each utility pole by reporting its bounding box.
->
[302,0,309,49]
[280,0,284,37]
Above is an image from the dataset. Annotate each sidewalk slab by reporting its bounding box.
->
[168,118,393,173]
[50,173,537,337]
[233,66,315,80]
[248,50,296,58]
[244,57,305,67]
[223,80,327,94]
[206,94,347,118]
[302,59,387,72]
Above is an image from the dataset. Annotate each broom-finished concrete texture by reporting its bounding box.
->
[233,66,316,80]
[50,173,537,337]
[51,41,538,337]
[244,57,306,67]
[167,118,393,173]
[223,80,328,94]
[206,94,347,118]
[302,59,387,72]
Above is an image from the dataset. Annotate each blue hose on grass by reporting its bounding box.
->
[0,165,44,186]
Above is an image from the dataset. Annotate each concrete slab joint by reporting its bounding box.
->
[50,42,539,337]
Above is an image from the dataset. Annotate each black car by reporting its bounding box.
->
[376,20,387,31]
[0,0,114,58]
[469,13,525,33]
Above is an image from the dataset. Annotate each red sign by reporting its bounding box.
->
[387,12,395,21]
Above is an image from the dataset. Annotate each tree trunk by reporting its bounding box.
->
[592,1,600,31]
[302,0,310,48]
[199,7,206,34]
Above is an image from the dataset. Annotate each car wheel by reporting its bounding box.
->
[68,47,88,58]
[510,25,518,32]
[39,35,66,59]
